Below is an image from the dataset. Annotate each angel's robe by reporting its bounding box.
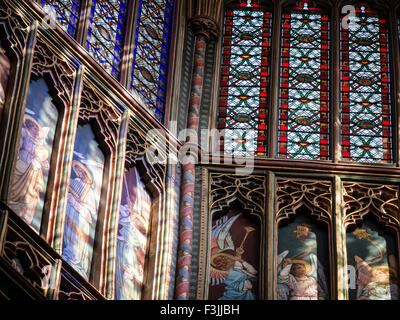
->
[218,268,255,300]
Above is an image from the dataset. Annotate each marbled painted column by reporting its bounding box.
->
[175,0,227,300]
[175,33,207,300]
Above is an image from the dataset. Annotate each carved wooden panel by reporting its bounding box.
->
[342,182,400,231]
[79,78,122,151]
[58,267,104,300]
[0,211,58,297]
[276,178,332,225]
[205,173,266,300]
[0,0,30,58]
[31,33,76,105]
[209,173,266,217]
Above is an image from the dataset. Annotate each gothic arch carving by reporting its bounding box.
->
[0,0,30,58]
[79,76,122,152]
[342,182,400,232]
[31,33,76,107]
[275,178,332,226]
[209,173,266,219]
[124,122,166,195]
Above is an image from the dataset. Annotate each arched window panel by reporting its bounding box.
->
[340,3,392,163]
[86,0,129,79]
[6,31,77,236]
[62,123,105,281]
[277,211,330,300]
[36,0,82,38]
[115,166,152,300]
[217,0,272,157]
[8,78,59,233]
[346,218,399,300]
[129,0,175,122]
[277,0,329,160]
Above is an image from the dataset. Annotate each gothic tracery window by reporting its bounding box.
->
[217,0,272,157]
[340,3,393,163]
[278,0,329,160]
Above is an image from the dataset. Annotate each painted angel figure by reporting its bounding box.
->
[277,251,328,300]
[354,255,399,300]
[218,256,258,300]
[209,213,258,299]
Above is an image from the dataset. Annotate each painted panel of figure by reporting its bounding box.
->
[277,214,330,300]
[208,209,260,300]
[0,42,10,122]
[114,166,152,300]
[8,78,58,233]
[346,218,399,300]
[62,123,105,281]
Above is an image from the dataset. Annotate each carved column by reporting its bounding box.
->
[175,0,223,300]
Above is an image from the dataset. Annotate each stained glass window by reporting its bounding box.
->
[129,0,175,122]
[37,0,81,38]
[217,0,272,157]
[340,3,392,163]
[277,0,329,160]
[86,0,129,79]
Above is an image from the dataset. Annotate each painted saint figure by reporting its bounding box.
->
[9,115,50,225]
[208,212,260,300]
[347,225,400,300]
[62,160,97,280]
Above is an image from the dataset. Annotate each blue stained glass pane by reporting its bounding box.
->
[86,0,130,79]
[37,0,81,37]
[130,0,175,122]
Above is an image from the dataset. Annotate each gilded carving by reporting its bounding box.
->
[342,182,400,230]
[79,78,121,150]
[276,178,332,225]
[209,173,266,217]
